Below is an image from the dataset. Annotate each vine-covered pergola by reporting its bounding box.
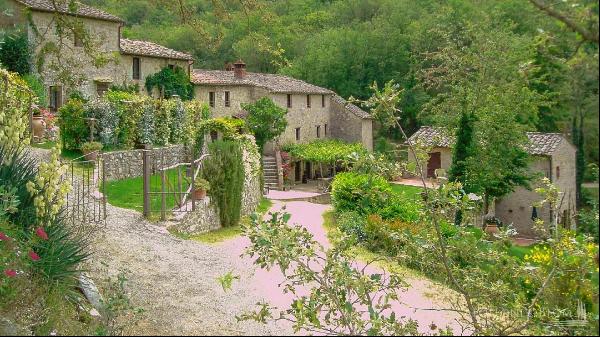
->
[283,139,366,180]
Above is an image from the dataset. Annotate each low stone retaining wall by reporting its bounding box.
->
[101,145,187,181]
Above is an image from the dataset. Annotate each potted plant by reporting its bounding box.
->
[81,141,103,162]
[483,215,501,236]
[31,105,46,141]
[193,177,210,200]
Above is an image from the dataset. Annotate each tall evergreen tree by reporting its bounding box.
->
[448,110,476,189]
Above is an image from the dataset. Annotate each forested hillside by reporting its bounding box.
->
[84,0,599,167]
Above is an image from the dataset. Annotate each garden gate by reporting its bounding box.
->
[142,150,210,220]
[64,152,106,226]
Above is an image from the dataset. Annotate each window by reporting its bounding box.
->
[74,33,83,47]
[295,127,301,141]
[224,91,231,107]
[531,207,538,221]
[168,64,175,70]
[321,94,325,107]
[287,94,292,108]
[307,94,311,108]
[324,123,328,136]
[556,166,560,179]
[209,92,215,107]
[210,131,218,142]
[49,86,62,112]
[96,82,109,97]
[132,57,141,80]
[316,125,321,138]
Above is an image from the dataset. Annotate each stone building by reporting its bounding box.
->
[191,61,374,153]
[406,126,577,238]
[1,0,193,111]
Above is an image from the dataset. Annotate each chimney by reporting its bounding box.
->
[233,59,247,79]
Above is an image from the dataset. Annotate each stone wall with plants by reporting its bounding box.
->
[176,135,262,235]
[101,144,187,181]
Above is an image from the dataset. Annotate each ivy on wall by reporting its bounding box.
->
[145,66,194,100]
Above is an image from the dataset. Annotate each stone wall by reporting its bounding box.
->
[101,144,187,181]
[329,98,373,151]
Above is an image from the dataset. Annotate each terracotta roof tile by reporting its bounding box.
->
[407,126,569,156]
[331,95,372,119]
[16,0,123,22]
[191,69,333,94]
[120,39,193,61]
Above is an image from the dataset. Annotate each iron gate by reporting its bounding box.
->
[64,151,106,226]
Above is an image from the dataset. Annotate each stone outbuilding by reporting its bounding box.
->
[407,126,577,238]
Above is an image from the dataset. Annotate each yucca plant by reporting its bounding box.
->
[0,145,38,230]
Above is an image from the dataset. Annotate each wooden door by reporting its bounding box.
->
[427,152,441,178]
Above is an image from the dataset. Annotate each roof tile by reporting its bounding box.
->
[120,39,193,61]
[406,126,569,156]
[16,0,123,22]
[191,69,332,94]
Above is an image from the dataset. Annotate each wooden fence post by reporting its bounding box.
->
[142,149,151,217]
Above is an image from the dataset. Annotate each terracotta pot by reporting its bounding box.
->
[193,189,207,200]
[484,223,500,236]
[83,150,98,162]
[32,116,46,140]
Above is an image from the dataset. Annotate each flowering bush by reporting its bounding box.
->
[87,98,119,147]
[137,101,155,146]
[0,69,31,150]
[26,147,71,225]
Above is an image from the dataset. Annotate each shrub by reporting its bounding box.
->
[331,172,391,215]
[0,31,30,75]
[0,146,37,230]
[58,99,89,150]
[154,100,173,146]
[137,101,155,146]
[145,66,194,100]
[194,177,211,191]
[203,140,245,227]
[377,193,421,223]
[87,99,119,147]
[170,98,186,144]
[23,74,47,107]
[81,141,103,153]
[336,211,367,242]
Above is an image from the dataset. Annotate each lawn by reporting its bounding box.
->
[390,183,423,200]
[104,168,191,213]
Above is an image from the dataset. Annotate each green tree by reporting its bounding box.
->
[448,111,476,187]
[241,97,287,153]
[0,31,30,75]
[145,66,194,100]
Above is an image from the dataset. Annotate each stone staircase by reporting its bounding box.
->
[262,156,280,190]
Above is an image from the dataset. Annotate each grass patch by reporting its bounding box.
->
[104,168,191,213]
[257,197,273,214]
[31,140,58,150]
[390,183,423,201]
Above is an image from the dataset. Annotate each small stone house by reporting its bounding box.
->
[1,0,193,111]
[191,61,374,153]
[407,126,577,238]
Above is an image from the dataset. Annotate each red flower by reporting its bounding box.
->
[4,269,17,278]
[35,227,49,240]
[0,232,9,241]
[29,251,41,261]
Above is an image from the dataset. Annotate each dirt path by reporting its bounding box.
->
[86,203,292,335]
[88,199,462,335]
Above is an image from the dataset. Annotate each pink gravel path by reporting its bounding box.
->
[221,200,465,335]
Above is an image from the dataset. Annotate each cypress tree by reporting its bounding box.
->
[448,111,476,188]
[449,111,476,226]
[573,116,585,206]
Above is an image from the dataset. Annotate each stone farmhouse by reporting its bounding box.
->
[192,61,373,152]
[407,126,577,238]
[1,0,194,111]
